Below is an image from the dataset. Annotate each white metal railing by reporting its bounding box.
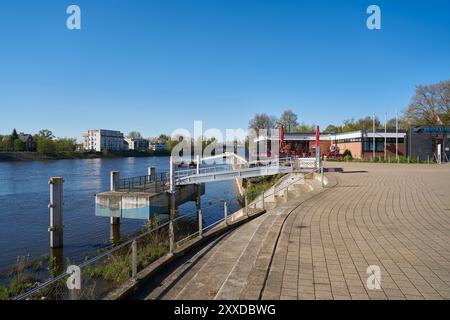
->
[297,157,317,169]
[174,157,293,185]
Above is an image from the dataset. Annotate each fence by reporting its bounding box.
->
[15,167,320,300]
[117,172,170,193]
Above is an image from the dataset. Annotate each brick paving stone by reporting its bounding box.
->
[131,163,450,300]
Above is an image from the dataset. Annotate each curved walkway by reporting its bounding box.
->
[131,163,450,300]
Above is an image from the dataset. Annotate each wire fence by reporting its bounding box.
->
[14,168,319,300]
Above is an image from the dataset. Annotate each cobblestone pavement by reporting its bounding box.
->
[133,163,450,300]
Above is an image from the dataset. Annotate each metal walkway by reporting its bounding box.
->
[113,153,315,191]
[174,157,294,185]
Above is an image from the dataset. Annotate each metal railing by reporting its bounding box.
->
[14,165,320,300]
[174,157,293,183]
[117,172,170,193]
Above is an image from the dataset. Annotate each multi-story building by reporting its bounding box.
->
[83,129,125,152]
[125,138,149,152]
[150,143,168,152]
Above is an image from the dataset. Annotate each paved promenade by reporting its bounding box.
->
[132,163,450,300]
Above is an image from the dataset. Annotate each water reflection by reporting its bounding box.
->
[0,156,239,273]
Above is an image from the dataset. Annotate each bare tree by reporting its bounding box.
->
[404,80,450,125]
[127,131,142,139]
[279,109,299,132]
[248,113,278,131]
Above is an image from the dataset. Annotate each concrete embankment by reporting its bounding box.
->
[120,171,328,300]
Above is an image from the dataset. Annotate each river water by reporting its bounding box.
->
[0,157,240,273]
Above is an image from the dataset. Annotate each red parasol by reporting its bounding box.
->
[279,125,285,150]
[315,125,320,148]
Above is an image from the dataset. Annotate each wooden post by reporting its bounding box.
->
[49,177,64,249]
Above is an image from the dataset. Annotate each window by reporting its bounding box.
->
[363,138,385,152]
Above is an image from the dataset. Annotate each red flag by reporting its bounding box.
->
[315,125,320,148]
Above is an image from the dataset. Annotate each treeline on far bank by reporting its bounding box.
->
[0,129,170,161]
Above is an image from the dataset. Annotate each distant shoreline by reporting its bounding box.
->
[0,151,171,162]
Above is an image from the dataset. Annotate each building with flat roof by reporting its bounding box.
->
[258,129,407,159]
[125,138,149,152]
[406,126,450,162]
[83,129,125,152]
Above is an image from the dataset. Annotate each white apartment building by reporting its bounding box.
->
[125,138,149,152]
[83,129,125,152]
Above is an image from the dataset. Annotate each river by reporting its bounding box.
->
[0,156,240,273]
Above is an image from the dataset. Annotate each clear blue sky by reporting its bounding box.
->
[0,0,449,140]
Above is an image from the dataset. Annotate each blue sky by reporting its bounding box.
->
[0,0,449,140]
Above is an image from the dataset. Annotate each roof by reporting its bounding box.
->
[256,130,407,142]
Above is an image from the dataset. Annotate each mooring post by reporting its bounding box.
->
[131,240,137,280]
[148,166,156,180]
[224,201,228,225]
[110,171,119,191]
[49,177,64,249]
[198,209,203,238]
[110,171,120,226]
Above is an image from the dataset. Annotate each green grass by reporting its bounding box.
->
[244,173,284,203]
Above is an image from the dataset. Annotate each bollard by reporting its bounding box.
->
[284,187,288,203]
[428,155,430,164]
[49,177,64,249]
[131,240,137,280]
[198,209,203,238]
[224,201,228,225]
[321,166,324,187]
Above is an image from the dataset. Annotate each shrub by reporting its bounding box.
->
[342,149,352,159]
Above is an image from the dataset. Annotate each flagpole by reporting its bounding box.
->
[384,112,387,160]
[373,113,376,159]
[395,110,398,161]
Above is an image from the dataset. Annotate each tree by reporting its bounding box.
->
[248,113,278,132]
[295,123,315,133]
[35,129,55,155]
[127,131,142,139]
[403,79,450,125]
[13,139,24,152]
[11,129,18,140]
[37,129,55,140]
[279,110,299,132]
[0,136,12,151]
[324,125,340,133]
